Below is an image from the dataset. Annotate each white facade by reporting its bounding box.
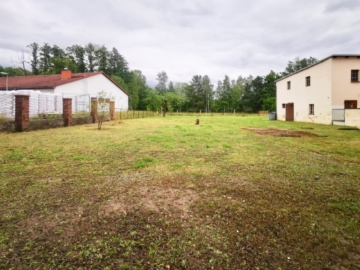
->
[276,55,360,125]
[54,74,128,111]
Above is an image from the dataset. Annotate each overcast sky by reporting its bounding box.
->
[0,0,359,87]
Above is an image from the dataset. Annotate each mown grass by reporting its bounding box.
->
[0,115,359,269]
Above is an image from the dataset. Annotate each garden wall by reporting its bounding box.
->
[0,116,95,132]
[0,96,158,133]
[0,94,119,132]
[0,121,15,132]
[28,119,64,131]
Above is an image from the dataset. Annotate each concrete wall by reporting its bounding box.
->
[345,109,360,127]
[332,57,360,108]
[276,58,333,124]
[54,74,129,111]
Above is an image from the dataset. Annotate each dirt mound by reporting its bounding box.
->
[242,128,322,137]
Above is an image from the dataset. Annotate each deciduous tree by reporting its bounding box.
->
[84,43,97,72]
[39,43,52,73]
[67,45,86,72]
[155,71,168,94]
[27,42,39,75]
[282,56,318,76]
[96,45,109,73]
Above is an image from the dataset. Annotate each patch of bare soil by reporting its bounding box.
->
[198,173,260,192]
[22,206,85,240]
[99,187,198,219]
[22,217,58,239]
[100,201,127,217]
[242,128,323,137]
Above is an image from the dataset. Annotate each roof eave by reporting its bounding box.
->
[99,72,130,96]
[275,54,360,83]
[0,86,55,90]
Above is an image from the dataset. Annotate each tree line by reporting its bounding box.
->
[147,55,317,113]
[0,42,317,112]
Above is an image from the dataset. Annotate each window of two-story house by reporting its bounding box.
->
[287,81,291,90]
[306,76,311,86]
[351,70,359,82]
[344,100,357,109]
[309,104,314,115]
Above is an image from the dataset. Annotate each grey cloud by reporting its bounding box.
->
[178,3,212,16]
[0,0,359,85]
[0,40,23,52]
[325,0,360,12]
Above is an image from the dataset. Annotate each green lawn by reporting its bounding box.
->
[0,116,359,269]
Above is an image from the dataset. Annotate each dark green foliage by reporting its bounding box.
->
[282,56,318,76]
[163,92,186,112]
[213,75,250,113]
[127,71,141,109]
[111,75,129,91]
[261,71,281,111]
[66,45,86,72]
[51,45,65,58]
[184,75,213,112]
[168,81,175,93]
[136,72,150,111]
[39,43,52,73]
[84,43,97,72]
[24,42,137,108]
[185,75,203,112]
[108,47,130,82]
[96,45,109,73]
[144,88,162,111]
[262,97,276,111]
[49,57,78,74]
[27,42,39,75]
[241,77,261,112]
[0,65,31,76]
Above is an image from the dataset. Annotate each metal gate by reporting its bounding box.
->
[62,93,90,114]
[332,109,345,121]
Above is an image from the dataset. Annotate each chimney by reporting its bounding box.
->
[61,68,72,79]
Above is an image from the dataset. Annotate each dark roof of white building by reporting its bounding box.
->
[0,71,130,96]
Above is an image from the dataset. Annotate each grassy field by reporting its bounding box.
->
[0,115,359,269]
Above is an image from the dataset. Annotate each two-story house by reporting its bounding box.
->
[276,55,360,127]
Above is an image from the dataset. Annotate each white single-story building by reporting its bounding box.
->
[276,54,360,127]
[0,70,129,112]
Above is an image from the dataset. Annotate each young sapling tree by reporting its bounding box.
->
[96,90,113,130]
